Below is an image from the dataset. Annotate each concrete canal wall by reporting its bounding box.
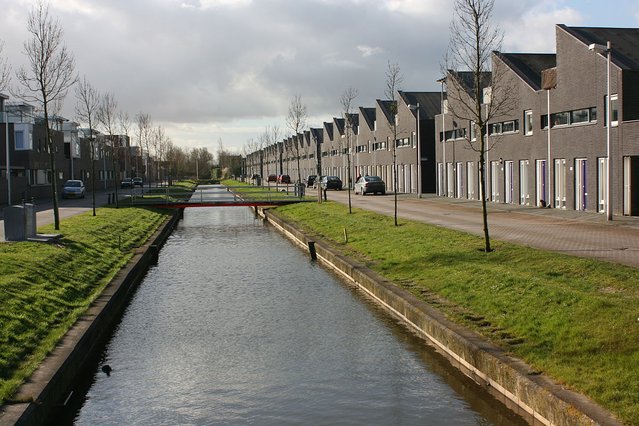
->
[0,210,182,426]
[261,208,622,426]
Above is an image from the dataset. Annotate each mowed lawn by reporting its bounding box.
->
[0,206,171,404]
[274,200,639,425]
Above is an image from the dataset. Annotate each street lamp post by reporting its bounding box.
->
[408,103,421,197]
[4,108,10,205]
[589,41,612,220]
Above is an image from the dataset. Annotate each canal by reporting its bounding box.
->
[65,188,526,425]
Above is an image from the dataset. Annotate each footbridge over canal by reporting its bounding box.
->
[124,183,311,208]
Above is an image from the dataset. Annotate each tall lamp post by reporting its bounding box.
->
[4,106,10,205]
[408,103,421,197]
[589,41,612,220]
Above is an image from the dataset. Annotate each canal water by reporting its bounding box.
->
[68,191,526,425]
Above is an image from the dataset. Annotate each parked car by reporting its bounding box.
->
[312,176,325,188]
[266,174,277,182]
[120,178,133,188]
[321,175,343,190]
[61,180,86,199]
[277,174,291,184]
[306,175,317,187]
[132,177,143,187]
[354,175,386,195]
[251,174,260,180]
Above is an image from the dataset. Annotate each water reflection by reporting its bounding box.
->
[70,204,526,425]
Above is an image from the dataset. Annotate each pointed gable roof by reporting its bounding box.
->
[323,122,334,141]
[359,107,376,131]
[377,99,395,124]
[495,52,557,91]
[310,127,323,144]
[398,91,441,119]
[560,24,639,70]
[334,117,345,136]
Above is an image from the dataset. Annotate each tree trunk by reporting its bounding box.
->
[478,132,492,252]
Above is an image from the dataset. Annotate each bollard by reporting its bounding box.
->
[323,189,327,201]
[107,193,112,204]
[308,240,317,261]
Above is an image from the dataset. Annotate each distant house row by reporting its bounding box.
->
[245,24,639,217]
[0,100,152,205]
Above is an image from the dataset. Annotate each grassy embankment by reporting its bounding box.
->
[254,194,638,425]
[0,206,173,404]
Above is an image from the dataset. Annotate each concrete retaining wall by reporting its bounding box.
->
[0,209,182,426]
[262,208,622,426]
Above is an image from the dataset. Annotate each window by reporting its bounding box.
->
[488,120,519,135]
[470,121,477,141]
[524,111,533,135]
[372,141,387,151]
[571,109,590,124]
[604,94,619,126]
[552,112,569,127]
[396,137,411,148]
[542,107,597,129]
[356,144,367,153]
[14,124,33,150]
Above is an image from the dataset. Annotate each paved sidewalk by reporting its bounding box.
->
[0,189,121,241]
[324,190,639,268]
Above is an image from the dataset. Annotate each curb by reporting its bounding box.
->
[0,209,182,426]
[262,208,623,426]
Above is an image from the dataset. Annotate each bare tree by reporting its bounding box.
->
[0,40,11,91]
[97,91,120,206]
[74,76,99,216]
[285,95,308,184]
[15,1,77,230]
[118,110,132,178]
[340,87,358,213]
[444,0,512,252]
[384,61,404,226]
[135,112,152,186]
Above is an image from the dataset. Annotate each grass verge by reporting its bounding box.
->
[273,200,639,425]
[0,206,172,404]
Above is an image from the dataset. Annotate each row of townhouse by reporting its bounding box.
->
[245,24,639,217]
[437,24,639,217]
[0,97,151,206]
[246,89,442,195]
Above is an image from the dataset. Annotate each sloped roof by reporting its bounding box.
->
[359,107,376,130]
[398,91,441,119]
[448,70,492,95]
[334,117,345,135]
[377,99,395,124]
[324,122,334,141]
[346,113,359,134]
[495,53,557,91]
[560,24,639,70]
[310,128,323,144]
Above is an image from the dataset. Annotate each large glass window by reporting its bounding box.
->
[605,94,619,126]
[524,111,533,135]
[571,109,590,124]
[552,112,569,127]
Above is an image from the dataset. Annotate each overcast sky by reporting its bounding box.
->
[1,0,638,155]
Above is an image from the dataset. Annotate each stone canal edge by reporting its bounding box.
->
[261,207,623,426]
[0,206,624,426]
[0,210,183,426]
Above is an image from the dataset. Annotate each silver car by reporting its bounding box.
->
[61,179,86,199]
[354,175,386,195]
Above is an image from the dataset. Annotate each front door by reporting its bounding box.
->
[554,158,566,209]
[575,158,587,211]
